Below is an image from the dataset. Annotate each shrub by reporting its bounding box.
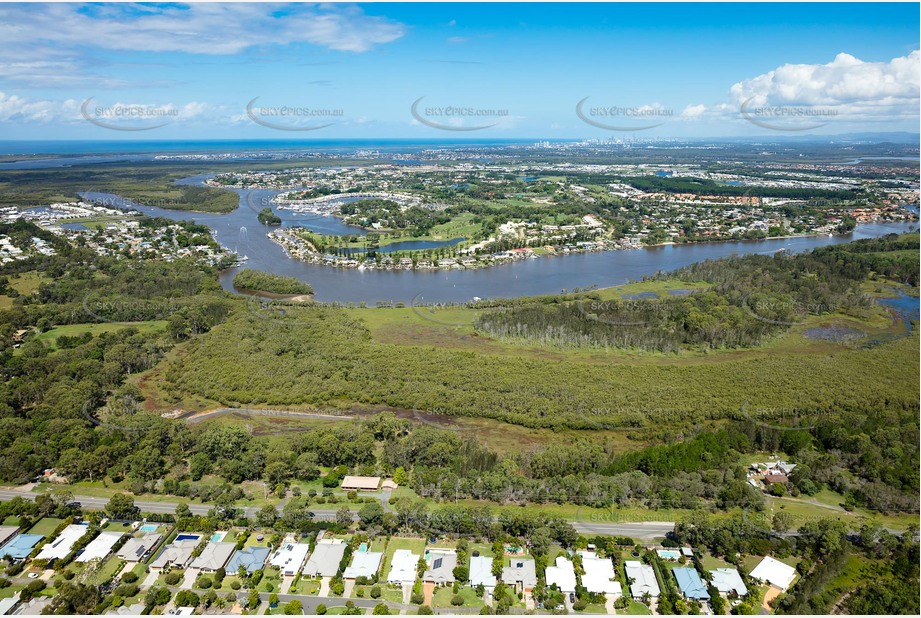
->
[175,590,200,607]
[230,580,241,590]
[316,604,327,615]
[121,571,139,584]
[114,584,139,598]
[195,575,212,589]
[164,571,182,586]
[370,585,382,599]
[411,592,425,605]
[373,603,390,615]
[451,594,465,606]
[417,605,434,615]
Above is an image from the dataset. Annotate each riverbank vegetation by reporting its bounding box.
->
[474,235,917,352]
[0,164,239,212]
[231,269,313,296]
[256,207,281,225]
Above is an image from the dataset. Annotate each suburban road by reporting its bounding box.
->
[0,488,675,539]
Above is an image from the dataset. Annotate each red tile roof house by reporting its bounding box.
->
[763,474,789,485]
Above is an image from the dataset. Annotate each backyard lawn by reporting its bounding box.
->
[699,552,735,571]
[27,518,63,536]
[381,537,426,577]
[467,542,495,558]
[86,556,126,586]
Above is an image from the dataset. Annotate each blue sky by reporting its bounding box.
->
[0,2,917,139]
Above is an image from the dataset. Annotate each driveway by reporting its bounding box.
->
[279,575,295,594]
[343,578,355,598]
[422,582,435,605]
[402,583,413,604]
[762,587,782,612]
[524,591,535,611]
[141,570,159,589]
[605,593,618,614]
[181,568,200,590]
[318,576,331,597]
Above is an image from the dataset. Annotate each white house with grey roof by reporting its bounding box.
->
[344,551,383,580]
[302,540,346,578]
[387,549,420,585]
[579,552,622,596]
[625,561,660,599]
[750,556,796,591]
[117,533,162,563]
[545,556,577,594]
[710,568,748,597]
[191,542,236,572]
[77,531,124,563]
[469,556,497,591]
[150,539,199,572]
[502,558,537,593]
[0,526,19,552]
[270,536,311,577]
[422,549,457,584]
[36,524,89,561]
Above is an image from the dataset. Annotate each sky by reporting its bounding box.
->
[0,2,918,140]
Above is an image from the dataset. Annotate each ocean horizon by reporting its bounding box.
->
[0,138,564,156]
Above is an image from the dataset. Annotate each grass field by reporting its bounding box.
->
[624,600,653,614]
[699,552,735,571]
[27,517,64,536]
[297,212,480,251]
[432,584,484,608]
[35,321,167,349]
[0,271,50,309]
[86,556,126,585]
[353,280,909,370]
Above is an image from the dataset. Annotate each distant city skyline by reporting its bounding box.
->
[0,2,917,140]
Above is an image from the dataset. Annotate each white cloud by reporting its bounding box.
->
[680,104,707,119]
[729,51,919,122]
[672,51,919,131]
[0,91,216,127]
[0,3,405,56]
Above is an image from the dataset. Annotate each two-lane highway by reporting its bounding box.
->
[0,487,676,539]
